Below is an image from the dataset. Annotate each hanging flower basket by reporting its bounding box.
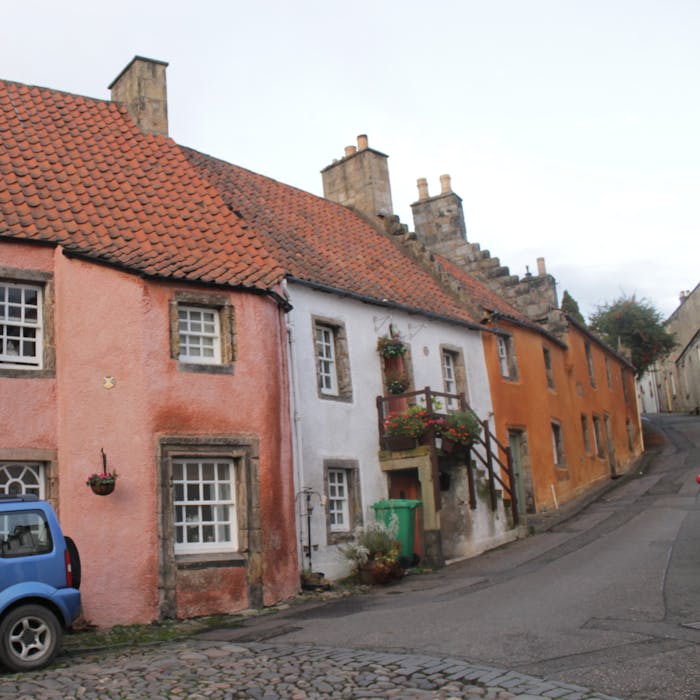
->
[377,335,407,359]
[88,478,116,496]
[86,448,118,496]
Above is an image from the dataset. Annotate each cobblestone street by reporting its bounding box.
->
[0,639,620,700]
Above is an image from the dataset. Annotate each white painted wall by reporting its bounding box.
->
[285,282,496,579]
[636,367,661,414]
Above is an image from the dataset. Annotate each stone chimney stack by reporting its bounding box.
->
[537,257,547,276]
[321,134,394,225]
[411,174,467,246]
[109,56,169,136]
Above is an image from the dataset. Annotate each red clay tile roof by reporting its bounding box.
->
[182,148,478,324]
[0,80,285,290]
[0,76,479,325]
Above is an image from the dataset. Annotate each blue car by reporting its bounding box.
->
[0,495,81,672]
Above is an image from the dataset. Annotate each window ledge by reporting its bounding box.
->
[317,393,353,403]
[175,552,246,570]
[0,368,54,379]
[177,362,234,375]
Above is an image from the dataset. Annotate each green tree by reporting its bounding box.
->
[561,290,585,325]
[589,295,675,377]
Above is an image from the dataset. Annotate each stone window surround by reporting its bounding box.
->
[169,291,236,375]
[496,333,518,381]
[311,315,353,402]
[581,414,592,453]
[585,341,596,388]
[0,266,55,378]
[0,448,58,510]
[158,435,262,617]
[439,344,469,406]
[323,459,362,544]
[543,345,555,390]
[551,420,566,468]
[592,414,605,458]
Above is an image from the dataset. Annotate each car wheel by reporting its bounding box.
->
[0,604,62,672]
[65,536,81,590]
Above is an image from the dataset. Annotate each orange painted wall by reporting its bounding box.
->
[0,242,298,626]
[482,318,642,513]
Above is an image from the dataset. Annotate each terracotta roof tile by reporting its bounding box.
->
[182,148,477,325]
[0,79,285,291]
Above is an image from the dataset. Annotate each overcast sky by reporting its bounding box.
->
[2,0,697,318]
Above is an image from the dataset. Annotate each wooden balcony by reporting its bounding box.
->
[376,387,519,527]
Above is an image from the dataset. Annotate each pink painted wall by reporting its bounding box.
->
[0,243,57,451]
[1,242,298,627]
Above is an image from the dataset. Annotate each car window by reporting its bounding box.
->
[0,510,52,558]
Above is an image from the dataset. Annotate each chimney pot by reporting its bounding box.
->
[440,174,452,194]
[417,178,429,200]
[537,257,546,275]
[357,134,369,150]
[344,145,357,157]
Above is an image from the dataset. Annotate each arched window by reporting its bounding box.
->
[0,462,44,498]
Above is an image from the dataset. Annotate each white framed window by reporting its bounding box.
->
[581,415,591,453]
[496,335,517,379]
[605,357,613,389]
[178,305,222,364]
[592,415,604,458]
[324,460,360,542]
[328,468,349,532]
[0,462,45,498]
[497,337,508,376]
[551,422,565,467]
[315,324,338,396]
[0,282,42,368]
[543,346,555,389]
[585,342,596,387]
[441,350,459,410]
[172,458,237,554]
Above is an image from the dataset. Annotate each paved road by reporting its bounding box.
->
[1,413,697,699]
[208,413,700,700]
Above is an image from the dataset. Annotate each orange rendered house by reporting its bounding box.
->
[408,182,644,516]
[480,313,642,514]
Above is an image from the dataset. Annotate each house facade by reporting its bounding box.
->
[0,59,299,626]
[185,138,519,577]
[651,284,700,414]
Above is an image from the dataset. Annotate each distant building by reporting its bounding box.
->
[647,284,700,414]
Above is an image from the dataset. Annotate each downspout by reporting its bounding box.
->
[282,280,306,571]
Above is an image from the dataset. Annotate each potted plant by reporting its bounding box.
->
[341,519,403,584]
[385,368,410,395]
[382,405,428,450]
[376,334,407,359]
[439,410,482,451]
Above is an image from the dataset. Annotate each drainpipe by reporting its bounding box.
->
[284,290,306,570]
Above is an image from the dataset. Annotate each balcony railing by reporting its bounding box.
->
[376,386,519,527]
